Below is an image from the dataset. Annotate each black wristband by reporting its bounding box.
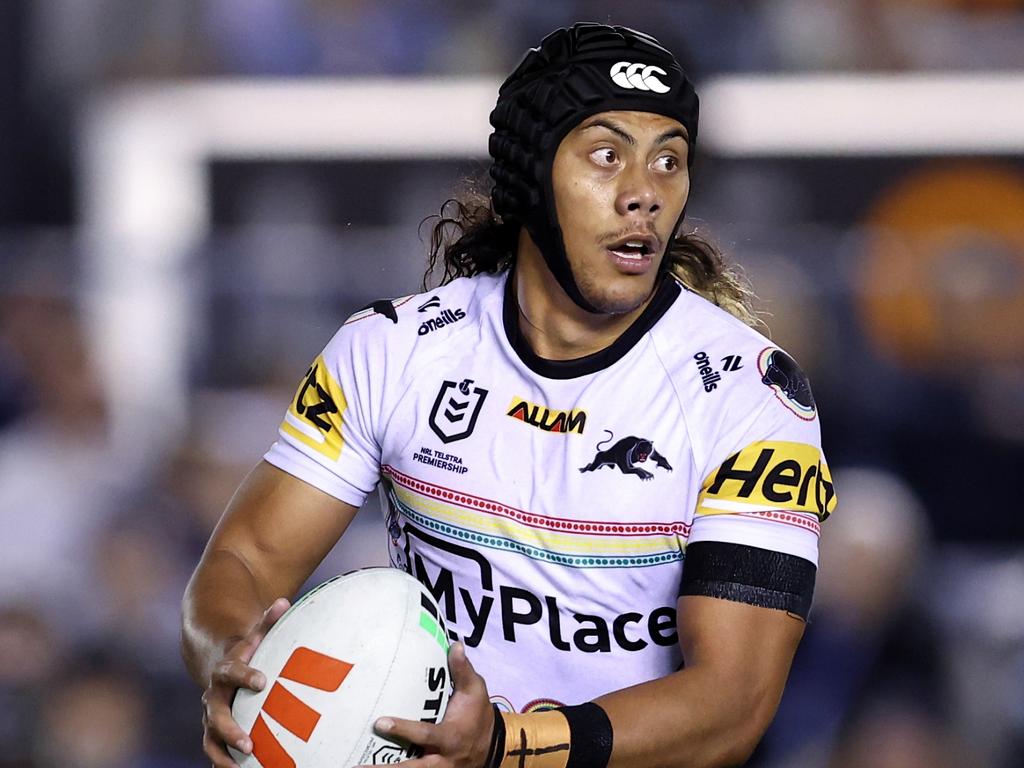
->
[558,702,613,768]
[484,704,505,768]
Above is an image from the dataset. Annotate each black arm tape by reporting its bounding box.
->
[680,541,816,619]
[558,702,613,768]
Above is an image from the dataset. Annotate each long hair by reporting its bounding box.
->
[422,181,762,328]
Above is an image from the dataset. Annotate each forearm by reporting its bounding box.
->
[181,462,359,687]
[596,662,782,768]
[181,547,272,687]
[592,596,803,768]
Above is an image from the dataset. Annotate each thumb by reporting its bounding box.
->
[448,642,484,694]
[236,597,290,662]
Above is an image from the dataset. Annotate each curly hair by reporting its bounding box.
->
[422,182,762,328]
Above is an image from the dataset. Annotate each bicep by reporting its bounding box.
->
[676,595,805,729]
[676,540,814,721]
[205,460,361,601]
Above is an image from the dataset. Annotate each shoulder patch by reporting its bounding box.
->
[344,295,416,326]
[361,299,398,324]
[757,347,816,420]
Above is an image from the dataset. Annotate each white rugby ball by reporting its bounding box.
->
[230,568,452,767]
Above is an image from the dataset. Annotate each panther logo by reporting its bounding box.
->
[758,348,815,418]
[579,430,673,481]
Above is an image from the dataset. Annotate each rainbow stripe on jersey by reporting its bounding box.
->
[382,465,688,569]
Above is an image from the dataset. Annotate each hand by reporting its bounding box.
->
[201,598,290,767]
[361,642,495,768]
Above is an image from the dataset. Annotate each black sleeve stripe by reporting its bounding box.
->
[680,541,816,619]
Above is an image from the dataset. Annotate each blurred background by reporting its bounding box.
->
[1,0,1023,766]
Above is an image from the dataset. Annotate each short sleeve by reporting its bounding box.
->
[689,349,837,565]
[263,323,382,507]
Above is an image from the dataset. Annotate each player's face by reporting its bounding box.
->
[551,111,690,314]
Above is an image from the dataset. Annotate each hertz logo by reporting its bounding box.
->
[249,647,353,768]
[697,441,836,522]
[281,355,346,461]
[506,397,586,435]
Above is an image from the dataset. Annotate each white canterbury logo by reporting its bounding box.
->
[609,62,670,94]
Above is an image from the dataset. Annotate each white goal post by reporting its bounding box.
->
[79,74,1024,456]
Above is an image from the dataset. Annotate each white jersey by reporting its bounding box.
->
[265,271,835,714]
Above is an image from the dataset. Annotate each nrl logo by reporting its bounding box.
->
[429,378,488,444]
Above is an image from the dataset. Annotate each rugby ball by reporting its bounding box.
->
[230,568,452,767]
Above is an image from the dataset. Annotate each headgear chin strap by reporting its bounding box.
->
[489,22,699,313]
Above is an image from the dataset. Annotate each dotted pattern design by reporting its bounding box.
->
[732,508,821,535]
[383,465,687,569]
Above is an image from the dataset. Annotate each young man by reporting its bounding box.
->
[183,23,836,768]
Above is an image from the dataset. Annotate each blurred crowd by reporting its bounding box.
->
[2,1,1024,767]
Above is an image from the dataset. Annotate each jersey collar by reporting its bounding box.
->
[502,271,681,379]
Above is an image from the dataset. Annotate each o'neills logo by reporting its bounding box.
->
[506,397,586,434]
[693,351,721,393]
[419,308,466,336]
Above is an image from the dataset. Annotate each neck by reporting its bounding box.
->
[512,230,654,360]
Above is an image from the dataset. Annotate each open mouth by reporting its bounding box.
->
[607,234,659,262]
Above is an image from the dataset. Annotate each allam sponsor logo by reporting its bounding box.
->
[418,308,466,336]
[506,397,586,435]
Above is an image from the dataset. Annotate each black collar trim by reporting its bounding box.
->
[502,273,681,379]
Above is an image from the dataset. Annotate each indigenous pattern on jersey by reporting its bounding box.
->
[265,272,836,713]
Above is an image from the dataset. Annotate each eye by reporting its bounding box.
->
[653,154,679,172]
[590,148,618,167]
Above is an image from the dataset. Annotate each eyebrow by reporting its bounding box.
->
[580,119,689,146]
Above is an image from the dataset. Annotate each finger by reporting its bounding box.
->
[212,657,267,692]
[208,710,252,757]
[203,727,244,768]
[205,689,254,754]
[448,642,485,696]
[236,598,291,663]
[374,716,441,750]
[260,596,291,630]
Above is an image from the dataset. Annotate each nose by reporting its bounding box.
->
[615,164,662,219]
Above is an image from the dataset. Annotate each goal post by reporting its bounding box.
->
[78,74,1024,458]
